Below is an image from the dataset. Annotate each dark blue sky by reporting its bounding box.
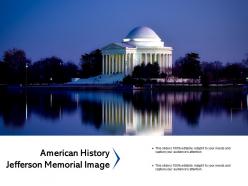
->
[0,0,248,64]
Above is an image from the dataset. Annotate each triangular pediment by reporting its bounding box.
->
[101,43,126,50]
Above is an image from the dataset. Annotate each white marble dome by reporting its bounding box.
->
[125,26,161,40]
[123,26,164,48]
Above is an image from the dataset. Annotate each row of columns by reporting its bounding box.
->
[141,53,172,72]
[102,54,134,75]
[102,53,172,75]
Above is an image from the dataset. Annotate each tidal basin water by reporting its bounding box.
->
[0,88,248,135]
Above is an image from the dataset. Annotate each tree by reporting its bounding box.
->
[0,61,8,84]
[222,63,246,84]
[201,61,223,84]
[173,53,201,79]
[146,62,160,78]
[201,73,210,87]
[31,56,64,83]
[132,62,160,78]
[80,49,102,77]
[132,63,145,78]
[62,62,79,82]
[31,57,79,83]
[122,75,133,85]
[2,49,31,84]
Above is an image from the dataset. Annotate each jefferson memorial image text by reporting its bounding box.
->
[101,26,173,75]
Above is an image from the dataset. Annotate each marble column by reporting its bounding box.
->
[116,55,119,73]
[164,54,167,71]
[130,53,133,74]
[110,55,112,74]
[108,55,110,74]
[127,54,130,74]
[105,55,108,74]
[168,54,170,69]
[122,54,125,73]
[107,55,109,74]
[118,54,120,73]
[118,54,121,73]
[114,55,117,73]
[112,55,115,73]
[117,55,119,73]
[165,54,168,69]
[168,54,170,68]
[163,54,165,69]
[161,54,164,72]
[120,55,122,73]
[115,54,118,73]
[125,54,127,75]
[157,54,160,64]
[111,55,115,74]
[108,55,111,74]
[103,55,106,74]
[105,55,107,74]
[115,55,117,73]
[159,54,163,72]
[125,54,128,75]
[169,54,172,69]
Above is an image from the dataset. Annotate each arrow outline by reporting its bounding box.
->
[112,148,120,169]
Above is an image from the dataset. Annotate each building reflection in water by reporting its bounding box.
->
[1,88,247,135]
[101,91,172,135]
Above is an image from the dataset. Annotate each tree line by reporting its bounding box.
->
[123,52,248,86]
[173,53,248,86]
[0,48,247,85]
[122,62,163,85]
[0,48,102,84]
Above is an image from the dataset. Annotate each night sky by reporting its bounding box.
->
[0,0,248,64]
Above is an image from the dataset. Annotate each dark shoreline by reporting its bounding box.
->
[0,83,246,92]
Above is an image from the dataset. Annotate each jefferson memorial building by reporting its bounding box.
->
[101,26,173,75]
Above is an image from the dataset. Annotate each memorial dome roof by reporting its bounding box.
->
[123,26,164,48]
[125,26,161,40]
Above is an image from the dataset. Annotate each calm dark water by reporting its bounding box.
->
[0,88,248,135]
